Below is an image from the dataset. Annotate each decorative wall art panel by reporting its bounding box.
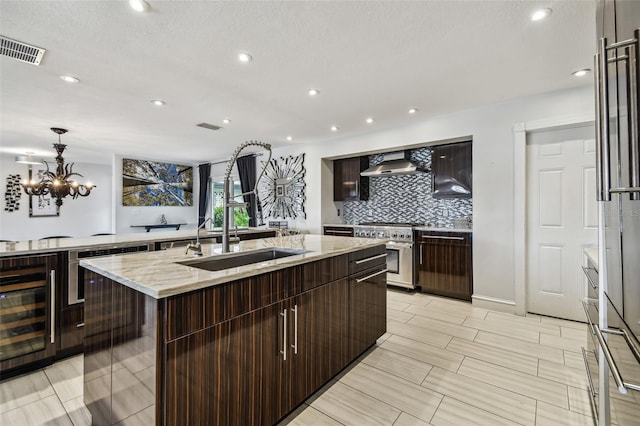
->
[28,169,59,217]
[4,174,22,212]
[122,159,193,206]
[258,153,306,219]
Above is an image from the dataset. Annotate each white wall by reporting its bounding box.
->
[113,154,199,234]
[0,154,113,241]
[270,86,594,311]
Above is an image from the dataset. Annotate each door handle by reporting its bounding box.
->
[420,244,423,265]
[594,52,605,200]
[599,37,612,201]
[50,269,55,344]
[290,305,298,355]
[280,308,287,361]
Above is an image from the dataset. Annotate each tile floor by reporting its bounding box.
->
[0,289,631,425]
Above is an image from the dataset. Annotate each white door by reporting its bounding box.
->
[526,125,597,321]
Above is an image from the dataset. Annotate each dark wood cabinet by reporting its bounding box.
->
[0,253,58,375]
[348,248,387,359]
[333,156,369,201]
[59,304,84,351]
[416,231,473,301]
[323,225,354,237]
[85,245,385,425]
[431,141,472,199]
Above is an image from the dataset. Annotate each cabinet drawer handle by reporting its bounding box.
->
[291,305,298,355]
[355,269,388,283]
[50,270,55,344]
[326,230,353,235]
[76,322,85,328]
[354,253,387,265]
[420,244,423,265]
[280,308,287,361]
[420,235,465,241]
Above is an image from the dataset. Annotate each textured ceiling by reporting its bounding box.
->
[0,1,595,165]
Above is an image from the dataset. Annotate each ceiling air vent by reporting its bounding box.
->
[0,35,46,65]
[196,123,222,131]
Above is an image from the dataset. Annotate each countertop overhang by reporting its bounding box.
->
[80,235,386,299]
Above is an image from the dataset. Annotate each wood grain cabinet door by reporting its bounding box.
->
[299,278,349,393]
[165,301,286,426]
[349,267,387,360]
[416,233,472,301]
[333,157,369,201]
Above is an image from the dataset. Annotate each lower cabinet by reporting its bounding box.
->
[416,231,473,301]
[349,266,387,359]
[85,245,386,426]
[59,304,84,351]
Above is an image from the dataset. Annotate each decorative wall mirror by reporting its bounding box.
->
[258,153,306,219]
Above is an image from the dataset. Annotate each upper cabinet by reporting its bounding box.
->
[431,141,472,199]
[333,156,370,201]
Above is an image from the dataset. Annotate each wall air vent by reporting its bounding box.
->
[0,35,46,65]
[196,123,222,131]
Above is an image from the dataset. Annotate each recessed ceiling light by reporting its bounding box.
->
[129,0,150,12]
[531,8,552,21]
[222,118,231,124]
[150,99,165,106]
[366,117,374,124]
[308,89,319,96]
[572,68,591,77]
[408,108,418,114]
[238,52,253,63]
[60,75,79,83]
[286,136,293,141]
[331,125,339,132]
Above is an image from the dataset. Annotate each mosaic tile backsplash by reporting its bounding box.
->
[342,147,472,228]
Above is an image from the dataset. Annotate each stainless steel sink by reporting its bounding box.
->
[176,247,308,272]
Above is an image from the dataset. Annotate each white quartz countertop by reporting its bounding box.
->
[324,223,472,233]
[0,228,273,257]
[80,235,385,299]
[584,247,598,270]
[413,226,472,233]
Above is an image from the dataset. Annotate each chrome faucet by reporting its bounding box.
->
[222,141,272,253]
[185,217,214,257]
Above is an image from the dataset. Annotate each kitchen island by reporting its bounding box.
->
[80,234,387,425]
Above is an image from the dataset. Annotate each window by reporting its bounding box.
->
[210,180,250,227]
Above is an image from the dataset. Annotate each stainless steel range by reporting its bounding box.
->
[354,222,416,289]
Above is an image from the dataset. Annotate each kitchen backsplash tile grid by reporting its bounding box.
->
[342,148,472,227]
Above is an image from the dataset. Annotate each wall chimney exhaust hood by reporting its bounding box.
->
[360,151,426,177]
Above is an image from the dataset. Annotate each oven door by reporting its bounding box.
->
[385,241,413,289]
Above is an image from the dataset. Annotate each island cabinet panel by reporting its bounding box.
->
[349,262,387,360]
[416,231,473,301]
[0,253,58,375]
[165,302,285,426]
[300,253,349,291]
[84,244,386,426]
[84,269,159,425]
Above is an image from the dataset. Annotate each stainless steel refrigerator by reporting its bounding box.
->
[592,1,640,424]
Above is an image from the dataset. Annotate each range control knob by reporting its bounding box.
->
[391,232,398,238]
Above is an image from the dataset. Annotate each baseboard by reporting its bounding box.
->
[471,294,518,314]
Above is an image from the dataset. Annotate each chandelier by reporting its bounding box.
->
[21,128,95,207]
